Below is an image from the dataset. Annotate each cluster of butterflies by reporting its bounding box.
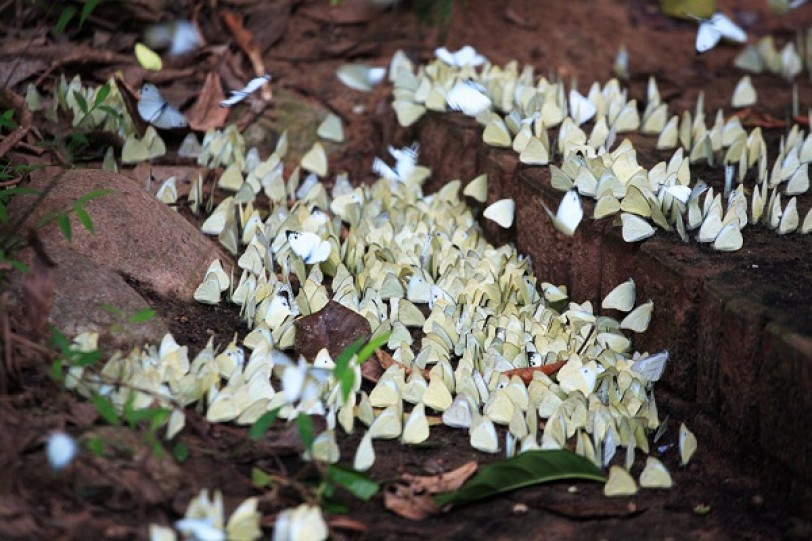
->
[734,30,811,81]
[137,74,272,130]
[384,44,812,248]
[175,119,700,486]
[149,488,262,541]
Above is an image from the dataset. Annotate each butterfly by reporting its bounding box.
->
[542,190,583,236]
[337,63,386,92]
[138,83,187,129]
[434,45,486,68]
[372,143,419,183]
[46,431,77,471]
[483,198,515,228]
[220,74,271,107]
[695,13,747,54]
[639,457,673,489]
[447,80,492,116]
[286,230,331,264]
[604,465,638,496]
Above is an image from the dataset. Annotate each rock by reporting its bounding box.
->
[12,169,232,300]
[7,246,168,351]
[294,300,371,361]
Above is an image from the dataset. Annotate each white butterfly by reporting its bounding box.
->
[138,83,187,129]
[336,64,386,92]
[542,190,583,236]
[219,74,272,108]
[46,431,77,471]
[568,89,597,126]
[630,350,669,383]
[286,230,331,264]
[695,13,747,54]
[372,143,419,183]
[447,80,492,116]
[435,45,486,68]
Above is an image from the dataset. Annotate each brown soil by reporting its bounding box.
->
[2,0,812,540]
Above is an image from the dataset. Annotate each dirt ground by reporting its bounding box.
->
[2,0,812,539]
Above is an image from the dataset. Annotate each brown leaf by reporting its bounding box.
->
[384,461,478,521]
[401,460,478,494]
[502,360,567,384]
[294,300,371,361]
[114,76,148,137]
[187,71,230,131]
[328,515,368,533]
[221,10,271,100]
[383,483,440,521]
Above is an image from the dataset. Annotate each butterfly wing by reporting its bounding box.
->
[556,190,584,234]
[710,13,747,43]
[695,21,722,53]
[138,83,167,123]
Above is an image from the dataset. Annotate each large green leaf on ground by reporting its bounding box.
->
[433,450,606,507]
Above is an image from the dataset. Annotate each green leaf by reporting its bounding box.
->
[86,436,105,457]
[433,450,606,508]
[333,335,368,401]
[0,203,7,223]
[80,0,102,28]
[249,408,280,441]
[49,359,64,381]
[327,465,380,501]
[70,349,101,367]
[72,90,89,114]
[251,467,272,487]
[73,206,94,233]
[0,186,40,201]
[97,105,123,121]
[320,498,349,515]
[357,332,390,364]
[94,83,111,107]
[92,393,121,425]
[128,308,156,323]
[75,188,114,205]
[54,5,77,35]
[56,213,71,241]
[99,303,125,318]
[0,109,16,130]
[295,413,314,450]
[9,259,29,273]
[173,442,190,462]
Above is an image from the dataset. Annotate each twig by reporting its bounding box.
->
[0,86,33,160]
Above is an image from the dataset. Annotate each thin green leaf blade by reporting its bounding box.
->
[72,90,89,114]
[54,6,77,36]
[433,450,606,507]
[357,331,390,364]
[128,308,156,323]
[56,213,71,241]
[94,83,111,107]
[73,206,94,233]
[75,188,114,205]
[295,413,314,450]
[327,465,380,501]
[249,408,280,441]
[79,0,102,27]
[92,393,120,425]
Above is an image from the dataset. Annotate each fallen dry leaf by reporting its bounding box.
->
[294,300,371,361]
[384,461,478,520]
[383,483,440,521]
[221,10,271,100]
[401,460,478,494]
[731,108,786,129]
[502,361,566,384]
[187,71,230,131]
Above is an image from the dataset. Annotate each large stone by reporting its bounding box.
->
[12,168,232,300]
